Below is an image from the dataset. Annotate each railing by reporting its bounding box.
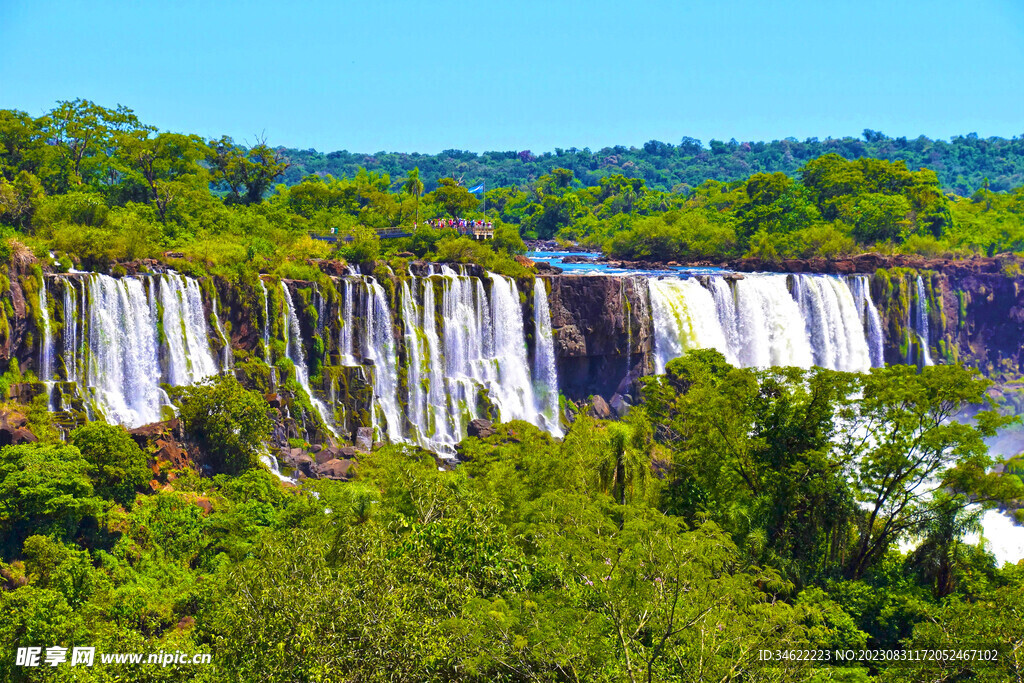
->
[310,223,493,243]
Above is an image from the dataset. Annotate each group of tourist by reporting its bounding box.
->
[420,218,494,232]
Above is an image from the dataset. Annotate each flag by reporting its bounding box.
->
[468,183,484,194]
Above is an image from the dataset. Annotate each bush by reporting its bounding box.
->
[71,422,151,506]
[173,375,272,475]
[0,443,103,553]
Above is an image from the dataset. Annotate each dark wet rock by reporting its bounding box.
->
[316,458,354,480]
[9,427,37,445]
[534,261,563,274]
[588,395,612,419]
[128,419,181,445]
[467,418,496,439]
[609,393,631,417]
[285,453,316,478]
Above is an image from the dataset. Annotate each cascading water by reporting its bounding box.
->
[281,282,338,437]
[848,275,885,367]
[160,274,219,386]
[650,278,734,372]
[39,263,895,455]
[362,278,403,442]
[400,277,426,439]
[440,266,491,442]
[486,274,541,424]
[420,276,451,446]
[62,279,78,384]
[211,296,233,371]
[791,275,872,371]
[533,278,562,436]
[650,273,875,374]
[339,276,357,365]
[81,275,168,426]
[38,276,55,409]
[39,275,54,383]
[916,276,934,366]
[259,279,271,361]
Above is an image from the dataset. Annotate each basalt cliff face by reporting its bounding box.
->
[1,256,1024,456]
[545,275,653,401]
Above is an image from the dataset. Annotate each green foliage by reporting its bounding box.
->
[278,132,1024,199]
[0,443,103,554]
[172,375,272,474]
[4,100,1024,269]
[429,177,479,218]
[71,421,150,506]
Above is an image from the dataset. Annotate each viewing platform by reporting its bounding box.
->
[311,220,494,243]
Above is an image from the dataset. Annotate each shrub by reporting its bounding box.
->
[71,422,151,506]
[173,375,272,475]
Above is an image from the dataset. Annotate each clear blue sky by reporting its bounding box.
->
[2,0,1023,154]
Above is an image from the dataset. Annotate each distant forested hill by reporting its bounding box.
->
[279,130,1024,195]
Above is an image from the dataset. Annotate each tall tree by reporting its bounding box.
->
[403,166,424,224]
[44,99,149,190]
[840,364,1019,579]
[207,135,289,205]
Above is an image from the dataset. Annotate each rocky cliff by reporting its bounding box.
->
[2,254,1024,450]
[545,274,653,401]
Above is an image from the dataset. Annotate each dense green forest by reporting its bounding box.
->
[2,100,1024,681]
[3,358,1024,681]
[280,130,1024,197]
[3,99,1024,279]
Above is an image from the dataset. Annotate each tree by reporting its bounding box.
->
[429,177,478,218]
[403,166,424,224]
[599,418,653,507]
[840,364,1018,579]
[71,422,150,507]
[115,131,209,222]
[174,375,272,474]
[846,192,912,244]
[208,135,289,205]
[0,444,103,554]
[906,492,984,598]
[44,98,149,191]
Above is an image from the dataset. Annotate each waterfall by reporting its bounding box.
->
[281,282,337,436]
[916,276,934,366]
[650,273,873,374]
[791,275,872,371]
[848,275,884,367]
[533,278,562,436]
[260,453,295,484]
[259,279,271,361]
[38,276,55,409]
[440,266,490,442]
[363,278,403,442]
[650,278,735,372]
[62,279,78,384]
[83,274,170,427]
[486,274,540,424]
[400,277,426,440]
[339,276,357,365]
[160,273,219,386]
[314,284,326,337]
[58,271,222,427]
[212,296,233,371]
[421,276,451,446]
[38,276,54,383]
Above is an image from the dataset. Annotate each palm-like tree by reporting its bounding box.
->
[403,167,424,225]
[599,419,653,506]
